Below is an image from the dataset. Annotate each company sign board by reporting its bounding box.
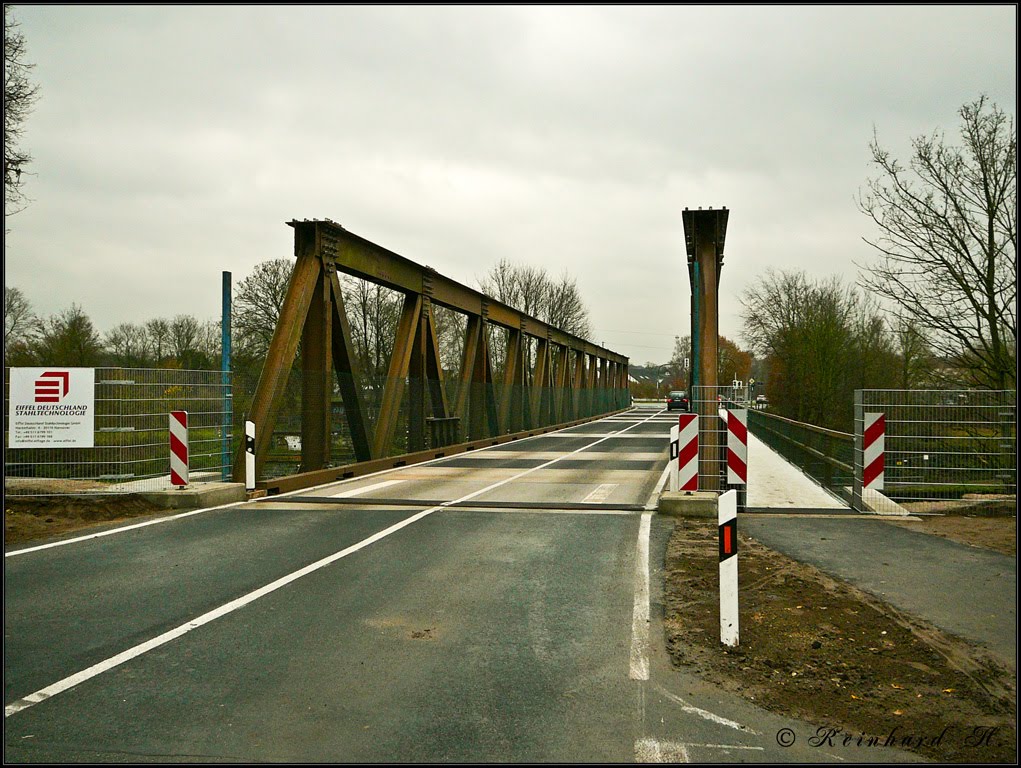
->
[9,368,96,448]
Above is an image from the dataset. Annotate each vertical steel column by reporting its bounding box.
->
[499,328,525,434]
[373,294,422,457]
[301,244,333,472]
[573,351,586,419]
[531,337,552,428]
[327,266,373,461]
[221,271,231,481]
[552,344,568,423]
[683,207,729,492]
[455,314,480,441]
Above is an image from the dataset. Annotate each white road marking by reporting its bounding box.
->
[635,738,765,761]
[581,483,618,504]
[645,463,672,510]
[629,512,652,680]
[4,502,247,559]
[635,737,690,762]
[328,479,404,498]
[654,684,758,734]
[5,409,667,718]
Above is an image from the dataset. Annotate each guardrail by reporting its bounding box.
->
[746,407,854,501]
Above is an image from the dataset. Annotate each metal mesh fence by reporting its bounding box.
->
[853,389,1016,510]
[5,368,233,496]
[690,384,749,496]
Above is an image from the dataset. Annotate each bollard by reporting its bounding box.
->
[245,420,256,492]
[170,411,189,488]
[719,489,739,646]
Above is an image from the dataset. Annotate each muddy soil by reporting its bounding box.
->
[4,493,168,547]
[890,505,1016,556]
[663,518,1016,764]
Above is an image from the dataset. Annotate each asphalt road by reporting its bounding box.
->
[4,405,919,763]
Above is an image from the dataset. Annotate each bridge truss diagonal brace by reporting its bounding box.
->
[239,219,630,488]
[233,226,375,482]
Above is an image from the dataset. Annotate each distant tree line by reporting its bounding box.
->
[5,286,223,369]
[6,257,595,415]
[741,270,905,432]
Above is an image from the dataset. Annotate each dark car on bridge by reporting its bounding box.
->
[666,390,690,412]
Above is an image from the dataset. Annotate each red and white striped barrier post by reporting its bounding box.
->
[727,408,748,485]
[169,410,189,488]
[678,413,699,492]
[719,489,739,646]
[863,412,885,490]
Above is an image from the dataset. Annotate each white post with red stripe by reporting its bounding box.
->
[668,424,680,492]
[719,489,739,647]
[863,412,885,490]
[678,413,699,492]
[727,408,748,485]
[169,410,189,488]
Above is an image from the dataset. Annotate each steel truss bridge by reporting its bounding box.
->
[235,220,630,494]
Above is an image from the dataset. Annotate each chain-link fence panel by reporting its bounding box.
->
[5,367,232,496]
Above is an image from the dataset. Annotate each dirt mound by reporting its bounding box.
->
[4,494,166,547]
[664,519,1016,763]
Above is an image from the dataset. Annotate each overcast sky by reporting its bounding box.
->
[5,5,1016,365]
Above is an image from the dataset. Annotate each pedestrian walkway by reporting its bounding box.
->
[741,515,1017,668]
[744,418,847,510]
[737,411,1015,669]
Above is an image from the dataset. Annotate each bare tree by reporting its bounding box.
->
[233,259,293,358]
[339,274,403,405]
[476,259,592,339]
[144,318,172,364]
[892,316,935,389]
[4,285,39,358]
[742,269,898,431]
[718,336,752,386]
[857,96,1016,389]
[4,5,40,217]
[105,322,152,367]
[666,334,691,389]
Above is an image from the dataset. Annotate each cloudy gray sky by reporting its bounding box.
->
[5,5,1016,365]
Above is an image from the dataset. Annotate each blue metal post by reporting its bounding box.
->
[221,271,232,481]
[692,261,700,393]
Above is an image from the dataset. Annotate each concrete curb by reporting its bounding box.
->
[657,490,718,518]
[139,482,247,511]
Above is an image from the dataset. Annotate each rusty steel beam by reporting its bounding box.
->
[295,220,626,366]
[327,268,373,461]
[241,219,630,492]
[301,259,332,473]
[683,207,729,491]
[500,328,527,434]
[233,236,321,483]
[372,293,422,458]
[530,337,552,428]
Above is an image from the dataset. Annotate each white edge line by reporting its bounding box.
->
[654,684,759,734]
[629,511,652,680]
[6,407,662,558]
[4,500,249,559]
[5,407,666,718]
[328,479,405,498]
